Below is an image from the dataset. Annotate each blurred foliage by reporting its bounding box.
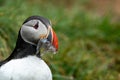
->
[0,0,120,80]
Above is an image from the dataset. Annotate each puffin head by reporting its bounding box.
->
[20,16,58,54]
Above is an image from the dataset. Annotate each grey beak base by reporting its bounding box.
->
[36,39,56,56]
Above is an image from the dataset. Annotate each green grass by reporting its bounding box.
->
[0,0,120,80]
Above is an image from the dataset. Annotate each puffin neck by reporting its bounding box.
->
[11,33,38,59]
[0,32,40,66]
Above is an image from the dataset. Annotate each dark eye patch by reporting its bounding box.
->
[33,22,39,29]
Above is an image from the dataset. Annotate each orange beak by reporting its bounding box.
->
[51,29,58,51]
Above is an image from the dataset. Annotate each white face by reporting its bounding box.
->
[20,20,48,45]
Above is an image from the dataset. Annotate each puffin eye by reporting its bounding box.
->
[34,22,39,29]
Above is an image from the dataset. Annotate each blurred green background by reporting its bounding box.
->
[0,0,120,80]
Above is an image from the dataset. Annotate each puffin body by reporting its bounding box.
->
[0,56,52,80]
[0,16,58,80]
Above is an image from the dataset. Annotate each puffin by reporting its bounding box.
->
[0,16,58,80]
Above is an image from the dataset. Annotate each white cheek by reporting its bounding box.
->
[20,26,36,45]
[37,23,48,36]
[20,23,48,45]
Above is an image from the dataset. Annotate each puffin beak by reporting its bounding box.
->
[51,29,58,51]
[36,26,58,55]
